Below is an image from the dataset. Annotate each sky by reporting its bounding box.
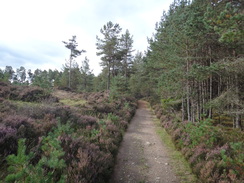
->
[0,0,173,76]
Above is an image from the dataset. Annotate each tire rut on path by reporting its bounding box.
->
[110,100,179,183]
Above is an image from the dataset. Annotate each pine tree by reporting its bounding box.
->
[32,69,52,89]
[96,21,122,90]
[63,36,86,89]
[5,139,33,183]
[5,122,69,182]
[80,57,94,91]
[4,66,15,82]
[138,0,243,128]
[120,29,134,86]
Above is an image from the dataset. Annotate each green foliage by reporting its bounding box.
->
[155,102,244,182]
[90,129,100,138]
[40,124,67,168]
[161,98,174,108]
[161,98,181,113]
[128,74,143,98]
[219,142,244,177]
[123,102,130,110]
[214,2,244,44]
[132,0,244,126]
[220,142,244,173]
[107,113,119,125]
[80,57,94,92]
[96,21,122,90]
[63,36,86,89]
[5,139,33,183]
[5,122,69,183]
[93,71,107,91]
[32,69,53,90]
[96,22,134,90]
[110,75,128,99]
[120,29,134,82]
[158,87,244,179]
[184,119,219,148]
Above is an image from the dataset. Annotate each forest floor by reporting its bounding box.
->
[110,100,196,183]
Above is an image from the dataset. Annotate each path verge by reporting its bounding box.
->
[153,113,197,183]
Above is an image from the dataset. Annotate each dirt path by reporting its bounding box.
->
[110,100,179,183]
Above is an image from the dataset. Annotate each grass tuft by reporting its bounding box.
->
[60,98,86,107]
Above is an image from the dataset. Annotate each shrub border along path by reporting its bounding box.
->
[153,114,197,183]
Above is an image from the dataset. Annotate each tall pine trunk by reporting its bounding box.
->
[186,43,191,121]
[197,82,201,121]
[234,74,242,129]
[69,53,72,88]
[208,46,212,119]
[107,61,111,90]
[182,96,185,122]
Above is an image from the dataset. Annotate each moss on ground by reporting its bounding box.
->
[60,98,86,107]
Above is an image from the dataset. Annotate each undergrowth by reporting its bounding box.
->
[153,101,244,183]
[0,82,137,182]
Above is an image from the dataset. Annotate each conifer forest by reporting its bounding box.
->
[0,0,243,182]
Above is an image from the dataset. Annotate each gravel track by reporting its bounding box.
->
[110,100,179,183]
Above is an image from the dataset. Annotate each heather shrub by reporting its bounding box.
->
[10,103,59,136]
[117,107,135,121]
[1,114,58,164]
[0,83,56,103]
[0,84,10,98]
[41,95,59,104]
[118,120,129,130]
[171,127,183,141]
[94,103,113,113]
[153,101,244,182]
[60,135,113,183]
[206,144,229,161]
[70,114,98,129]
[8,86,19,100]
[36,114,58,136]
[0,100,16,119]
[189,144,209,165]
[105,122,122,145]
[3,115,36,139]
[199,160,217,181]
[0,126,17,156]
[97,134,119,155]
[19,87,50,102]
[1,88,137,182]
[54,106,72,124]
[85,91,109,105]
[0,97,4,103]
[15,103,56,119]
[0,81,8,87]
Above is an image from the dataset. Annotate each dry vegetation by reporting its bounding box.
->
[0,82,137,183]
